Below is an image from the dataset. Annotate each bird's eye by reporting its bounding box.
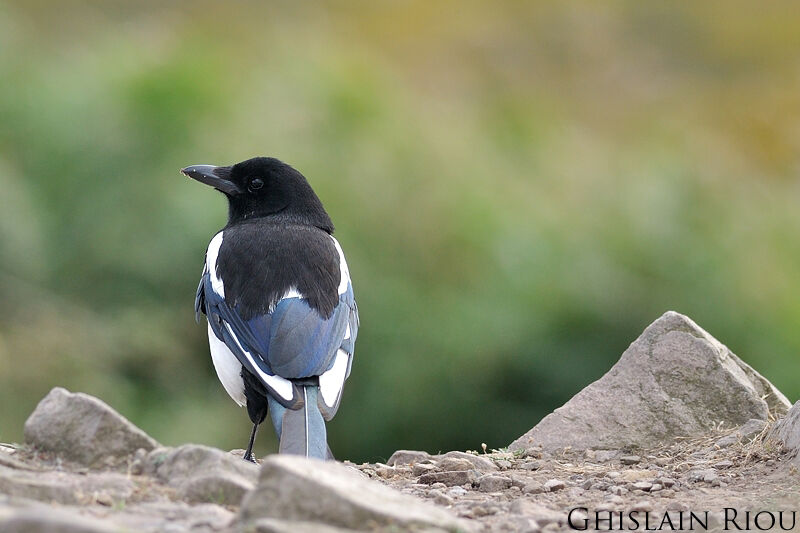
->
[249,178,264,191]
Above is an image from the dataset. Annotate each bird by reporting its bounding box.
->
[182,157,359,462]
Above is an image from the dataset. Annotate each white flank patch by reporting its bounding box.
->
[206,232,225,297]
[224,322,294,402]
[319,349,349,407]
[207,323,246,406]
[344,322,351,340]
[330,236,351,295]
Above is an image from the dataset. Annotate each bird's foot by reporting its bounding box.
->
[242,451,257,463]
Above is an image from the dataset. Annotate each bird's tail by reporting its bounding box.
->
[268,384,332,459]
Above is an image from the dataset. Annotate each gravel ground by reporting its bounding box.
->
[352,424,800,532]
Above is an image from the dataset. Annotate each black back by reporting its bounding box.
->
[216,220,341,321]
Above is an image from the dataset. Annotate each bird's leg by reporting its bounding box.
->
[243,422,259,463]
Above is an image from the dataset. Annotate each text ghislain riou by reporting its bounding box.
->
[568,507,796,531]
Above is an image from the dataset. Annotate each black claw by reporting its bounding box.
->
[243,452,257,463]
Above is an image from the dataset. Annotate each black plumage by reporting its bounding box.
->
[183,157,359,461]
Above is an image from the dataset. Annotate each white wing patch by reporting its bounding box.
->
[330,236,351,295]
[319,349,350,408]
[206,232,225,298]
[207,323,246,406]
[224,322,295,402]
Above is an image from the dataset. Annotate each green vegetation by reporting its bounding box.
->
[1,2,799,463]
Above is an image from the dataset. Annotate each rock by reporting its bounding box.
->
[145,444,258,505]
[715,419,767,448]
[418,470,478,487]
[620,455,641,465]
[412,463,436,476]
[509,312,790,452]
[436,451,498,472]
[386,450,432,466]
[631,481,653,491]
[770,400,800,459]
[23,388,158,467]
[523,481,545,494]
[478,475,512,492]
[0,508,117,533]
[435,457,475,472]
[543,479,565,492]
[592,450,620,463]
[0,465,134,505]
[521,461,541,471]
[239,455,472,532]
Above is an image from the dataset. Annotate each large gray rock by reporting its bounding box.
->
[23,387,158,467]
[770,400,800,459]
[239,455,472,532]
[510,311,790,452]
[145,444,258,505]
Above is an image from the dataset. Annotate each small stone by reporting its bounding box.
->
[495,460,512,470]
[608,486,629,496]
[374,466,395,479]
[437,451,498,472]
[428,489,454,506]
[430,482,447,490]
[521,461,541,471]
[386,450,432,466]
[714,460,734,469]
[447,486,467,497]
[606,471,621,479]
[631,481,653,491]
[435,457,474,472]
[95,492,114,506]
[523,448,543,459]
[412,463,436,476]
[543,479,565,492]
[593,450,620,463]
[650,484,663,492]
[654,457,670,466]
[478,475,512,492]
[581,479,594,490]
[523,481,545,494]
[510,476,527,489]
[418,470,477,487]
[620,455,641,465]
[659,477,677,488]
[703,471,719,483]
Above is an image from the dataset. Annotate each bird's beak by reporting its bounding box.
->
[181,165,241,195]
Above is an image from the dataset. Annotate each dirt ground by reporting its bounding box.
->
[2,423,799,532]
[354,424,800,532]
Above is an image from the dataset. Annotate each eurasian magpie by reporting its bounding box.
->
[182,157,359,462]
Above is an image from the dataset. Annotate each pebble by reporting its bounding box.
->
[430,482,446,490]
[412,463,436,476]
[620,455,641,465]
[448,486,467,497]
[714,460,734,469]
[606,471,621,479]
[428,489,454,506]
[521,461,541,471]
[495,460,512,470]
[436,457,475,472]
[703,472,719,483]
[418,470,477,486]
[659,477,677,488]
[650,483,663,492]
[608,486,628,496]
[631,481,653,491]
[523,481,545,494]
[478,475,512,492]
[544,479,566,492]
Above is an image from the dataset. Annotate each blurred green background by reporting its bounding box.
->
[1,1,799,463]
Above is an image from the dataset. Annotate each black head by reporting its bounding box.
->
[182,157,334,232]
